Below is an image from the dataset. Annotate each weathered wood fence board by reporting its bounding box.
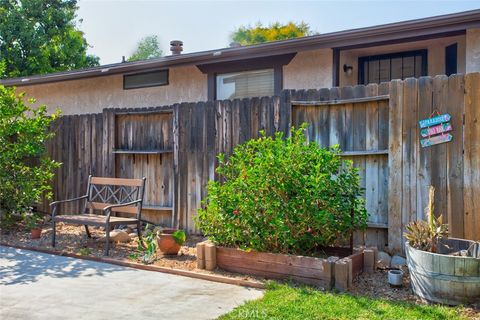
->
[463,73,480,240]
[42,73,480,251]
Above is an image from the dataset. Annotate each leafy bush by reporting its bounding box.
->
[0,83,60,226]
[195,125,367,255]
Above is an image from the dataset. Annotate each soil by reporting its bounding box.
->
[1,222,478,318]
[0,222,263,284]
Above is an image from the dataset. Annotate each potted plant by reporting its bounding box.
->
[157,228,186,255]
[24,212,44,239]
[404,186,480,305]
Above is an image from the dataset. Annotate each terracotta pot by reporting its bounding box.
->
[31,228,42,239]
[157,229,181,255]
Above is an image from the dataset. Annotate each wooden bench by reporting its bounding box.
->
[50,176,146,255]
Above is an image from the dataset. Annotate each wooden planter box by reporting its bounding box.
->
[214,246,365,289]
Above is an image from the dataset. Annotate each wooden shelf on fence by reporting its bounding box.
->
[340,150,388,156]
[292,95,389,107]
[367,222,388,229]
[112,149,173,155]
[142,205,173,211]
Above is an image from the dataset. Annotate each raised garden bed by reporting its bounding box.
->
[197,244,368,290]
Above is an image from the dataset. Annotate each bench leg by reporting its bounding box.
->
[85,225,91,238]
[137,221,142,243]
[52,221,56,247]
[104,223,110,256]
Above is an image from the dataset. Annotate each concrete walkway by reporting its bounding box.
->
[0,246,263,320]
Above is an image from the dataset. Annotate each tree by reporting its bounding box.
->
[0,78,60,226]
[0,0,100,79]
[230,21,315,46]
[128,35,163,61]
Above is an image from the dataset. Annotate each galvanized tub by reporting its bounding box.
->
[406,239,480,305]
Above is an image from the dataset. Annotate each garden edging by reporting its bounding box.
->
[0,242,265,289]
[197,243,375,291]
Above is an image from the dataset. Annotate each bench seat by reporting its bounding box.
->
[54,214,139,227]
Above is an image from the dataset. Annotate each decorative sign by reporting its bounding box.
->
[421,133,453,148]
[419,112,453,148]
[420,122,452,137]
[419,113,451,129]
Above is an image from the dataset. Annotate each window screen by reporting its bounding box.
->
[358,50,427,85]
[216,69,274,100]
[124,70,169,89]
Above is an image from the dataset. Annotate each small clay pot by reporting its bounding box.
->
[157,229,181,255]
[31,228,42,239]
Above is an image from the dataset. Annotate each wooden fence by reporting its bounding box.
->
[388,74,479,250]
[41,73,480,253]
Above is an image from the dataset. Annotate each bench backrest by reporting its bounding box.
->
[84,176,146,218]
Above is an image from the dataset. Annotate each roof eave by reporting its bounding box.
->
[2,9,479,87]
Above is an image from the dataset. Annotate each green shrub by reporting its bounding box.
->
[195,125,367,255]
[0,83,60,226]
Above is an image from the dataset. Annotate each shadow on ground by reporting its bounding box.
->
[0,246,128,286]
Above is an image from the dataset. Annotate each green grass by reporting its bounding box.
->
[219,282,468,320]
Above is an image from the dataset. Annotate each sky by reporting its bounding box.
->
[77,0,480,65]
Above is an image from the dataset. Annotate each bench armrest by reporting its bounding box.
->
[50,195,88,217]
[103,200,143,220]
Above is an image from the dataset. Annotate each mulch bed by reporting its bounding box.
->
[1,222,478,317]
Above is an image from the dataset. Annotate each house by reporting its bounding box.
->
[2,9,480,115]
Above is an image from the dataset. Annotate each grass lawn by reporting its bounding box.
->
[219,283,469,320]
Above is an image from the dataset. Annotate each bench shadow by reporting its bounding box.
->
[0,246,130,286]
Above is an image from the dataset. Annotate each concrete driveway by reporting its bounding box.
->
[0,246,263,320]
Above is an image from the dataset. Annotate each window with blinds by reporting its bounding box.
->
[216,69,274,100]
[358,50,427,85]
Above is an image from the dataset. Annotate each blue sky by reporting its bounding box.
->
[77,0,480,64]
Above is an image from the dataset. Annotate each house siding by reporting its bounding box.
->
[18,65,207,115]
[283,49,333,90]
[466,28,480,72]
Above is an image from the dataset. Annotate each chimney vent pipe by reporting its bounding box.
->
[170,40,183,55]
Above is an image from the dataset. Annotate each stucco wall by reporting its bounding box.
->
[18,65,207,115]
[283,49,333,89]
[466,28,480,73]
[339,35,466,86]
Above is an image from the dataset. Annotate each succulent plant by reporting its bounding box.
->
[404,186,448,253]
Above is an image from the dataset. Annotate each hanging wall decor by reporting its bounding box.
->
[419,112,453,148]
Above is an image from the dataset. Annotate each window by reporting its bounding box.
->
[445,43,457,76]
[123,70,168,89]
[358,50,427,84]
[216,69,274,100]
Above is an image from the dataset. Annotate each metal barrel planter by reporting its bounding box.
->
[405,239,480,305]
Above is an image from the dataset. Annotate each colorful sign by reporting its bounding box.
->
[420,122,452,137]
[421,133,453,148]
[418,113,451,128]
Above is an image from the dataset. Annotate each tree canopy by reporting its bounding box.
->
[0,0,99,79]
[128,35,163,61]
[230,21,315,46]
